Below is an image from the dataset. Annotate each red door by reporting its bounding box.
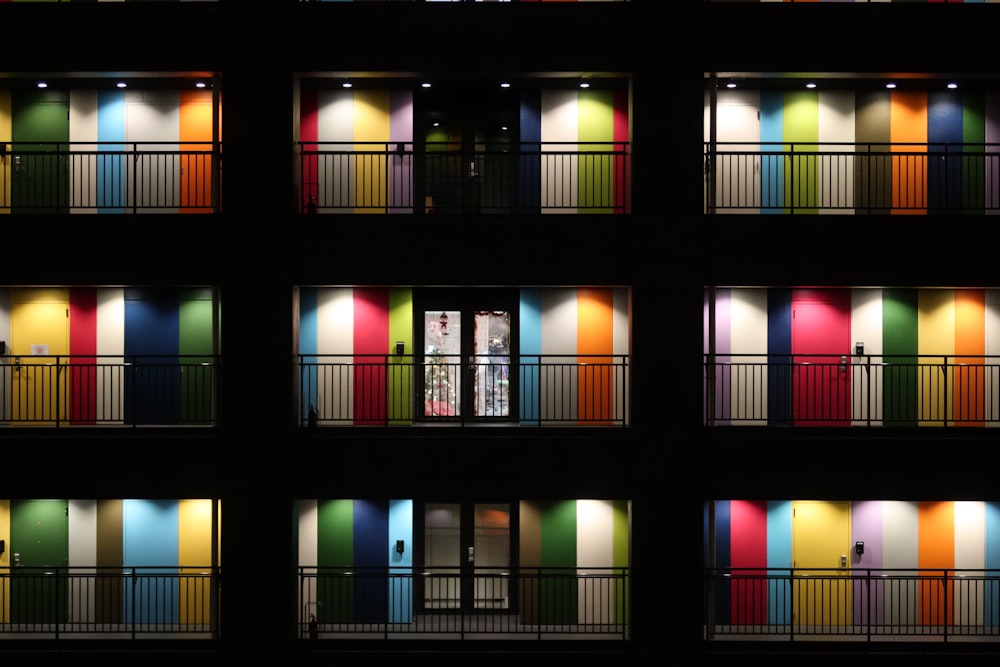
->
[792,290,851,426]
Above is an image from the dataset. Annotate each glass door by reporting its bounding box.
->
[420,85,517,213]
[420,502,514,612]
[417,290,517,421]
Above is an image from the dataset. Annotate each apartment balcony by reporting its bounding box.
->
[0,566,627,641]
[705,567,1000,643]
[704,353,1000,427]
[298,566,629,640]
[0,566,218,639]
[705,142,1000,214]
[0,354,219,427]
[297,353,629,427]
[0,142,220,214]
[298,141,630,215]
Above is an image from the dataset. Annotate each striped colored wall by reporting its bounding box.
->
[710,500,1000,628]
[0,88,214,213]
[520,499,630,625]
[300,499,628,626]
[0,499,216,625]
[707,287,1000,426]
[299,499,413,624]
[299,287,629,425]
[711,89,1000,213]
[297,287,414,425]
[0,286,218,425]
[530,89,629,213]
[299,89,413,213]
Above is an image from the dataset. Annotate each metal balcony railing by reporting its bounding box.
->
[0,142,220,213]
[299,566,629,640]
[297,353,630,427]
[0,566,218,639]
[298,141,630,214]
[705,567,1000,642]
[704,353,1000,427]
[0,354,220,427]
[704,142,1000,214]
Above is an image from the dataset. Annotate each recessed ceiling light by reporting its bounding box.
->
[421,82,431,88]
[886,82,897,89]
[947,82,958,89]
[195,82,206,89]
[500,82,510,89]
[805,82,816,89]
[116,82,127,89]
[433,122,440,127]
[725,82,736,89]
[342,82,353,89]
[37,82,47,89]
[580,82,590,89]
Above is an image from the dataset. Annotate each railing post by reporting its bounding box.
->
[943,356,949,428]
[866,569,871,642]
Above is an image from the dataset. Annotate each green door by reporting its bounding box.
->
[10,500,69,625]
[11,91,70,214]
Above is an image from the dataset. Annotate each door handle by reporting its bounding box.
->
[468,546,474,563]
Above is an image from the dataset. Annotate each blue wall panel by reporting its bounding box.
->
[354,500,388,622]
[519,289,542,425]
[97,90,125,212]
[125,289,180,424]
[123,499,179,624]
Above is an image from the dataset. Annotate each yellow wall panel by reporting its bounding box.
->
[178,499,214,626]
[353,90,391,213]
[918,290,954,425]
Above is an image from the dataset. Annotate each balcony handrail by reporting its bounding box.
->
[298,141,630,214]
[298,565,629,640]
[703,140,1000,213]
[296,353,630,427]
[0,353,221,428]
[705,566,1000,642]
[0,564,220,639]
[704,353,1000,427]
[0,141,222,213]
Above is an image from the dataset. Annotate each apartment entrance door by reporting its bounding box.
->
[9,499,69,625]
[420,86,517,213]
[418,502,514,613]
[11,91,70,214]
[792,500,852,628]
[10,288,70,425]
[416,289,518,422]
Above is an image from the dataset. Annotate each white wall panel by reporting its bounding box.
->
[541,288,578,423]
[818,90,855,215]
[851,289,883,425]
[97,288,125,423]
[316,288,354,421]
[298,499,318,624]
[985,290,1000,426]
[882,501,919,626]
[955,501,986,626]
[125,91,180,213]
[541,90,578,212]
[69,90,99,214]
[730,289,767,424]
[577,500,614,624]
[613,287,629,425]
[317,91,355,210]
[68,499,97,623]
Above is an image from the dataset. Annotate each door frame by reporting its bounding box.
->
[413,288,519,423]
[413,500,519,615]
